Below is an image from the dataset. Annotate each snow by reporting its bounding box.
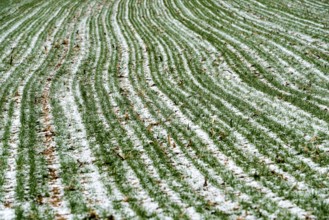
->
[1,0,327,218]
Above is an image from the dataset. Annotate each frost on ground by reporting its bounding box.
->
[0,0,328,219]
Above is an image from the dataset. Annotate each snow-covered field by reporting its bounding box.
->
[0,0,328,219]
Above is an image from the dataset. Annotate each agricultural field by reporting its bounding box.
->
[0,0,328,219]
